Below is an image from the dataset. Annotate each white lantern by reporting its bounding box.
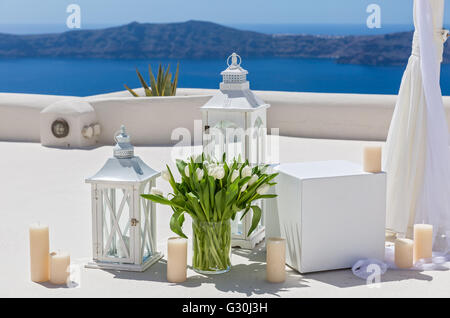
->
[85,125,162,271]
[201,53,270,249]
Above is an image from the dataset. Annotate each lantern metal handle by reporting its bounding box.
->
[113,125,134,158]
[114,125,128,144]
[227,53,241,68]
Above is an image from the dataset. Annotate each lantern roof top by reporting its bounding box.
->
[220,53,248,76]
[86,156,159,184]
[201,53,270,112]
[201,89,269,112]
[86,125,159,184]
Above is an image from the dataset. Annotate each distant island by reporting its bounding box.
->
[0,20,448,66]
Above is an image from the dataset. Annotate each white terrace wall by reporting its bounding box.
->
[88,95,212,146]
[1,88,450,145]
[172,89,450,142]
[262,91,399,141]
[0,93,77,142]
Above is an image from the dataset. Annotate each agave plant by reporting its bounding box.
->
[124,62,179,97]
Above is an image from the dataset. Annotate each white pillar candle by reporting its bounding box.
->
[49,251,70,285]
[167,237,187,283]
[395,238,414,269]
[266,237,286,283]
[363,146,382,173]
[414,224,433,263]
[29,223,50,282]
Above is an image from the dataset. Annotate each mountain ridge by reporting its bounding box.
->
[0,20,447,66]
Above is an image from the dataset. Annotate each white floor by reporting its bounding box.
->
[1,137,450,298]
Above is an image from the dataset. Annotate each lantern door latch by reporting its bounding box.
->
[131,218,139,226]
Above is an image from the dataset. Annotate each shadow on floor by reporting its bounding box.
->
[38,281,80,289]
[235,242,442,289]
[303,267,437,289]
[105,249,307,297]
[101,244,446,294]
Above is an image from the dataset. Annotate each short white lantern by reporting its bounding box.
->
[85,125,162,271]
[201,53,270,249]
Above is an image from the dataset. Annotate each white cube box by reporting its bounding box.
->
[268,161,386,273]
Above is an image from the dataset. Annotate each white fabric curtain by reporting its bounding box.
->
[384,0,450,253]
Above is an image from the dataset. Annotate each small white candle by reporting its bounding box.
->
[414,224,433,263]
[167,237,187,283]
[266,237,286,283]
[395,238,414,269]
[29,223,50,282]
[49,251,70,285]
[363,146,382,173]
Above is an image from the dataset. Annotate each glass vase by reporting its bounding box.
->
[192,220,232,274]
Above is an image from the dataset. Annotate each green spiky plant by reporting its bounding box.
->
[124,62,179,97]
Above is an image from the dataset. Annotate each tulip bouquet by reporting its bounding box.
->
[142,153,278,274]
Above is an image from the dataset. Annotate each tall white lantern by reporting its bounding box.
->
[201,53,270,249]
[85,125,162,271]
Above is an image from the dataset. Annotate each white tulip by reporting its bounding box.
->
[248,174,259,186]
[150,187,164,196]
[207,164,217,176]
[196,168,204,181]
[241,165,252,178]
[203,161,209,168]
[231,170,239,182]
[161,169,170,181]
[184,165,190,176]
[240,182,248,192]
[256,184,270,195]
[214,166,225,180]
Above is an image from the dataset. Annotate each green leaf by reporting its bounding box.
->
[248,205,262,236]
[161,64,171,96]
[208,175,216,209]
[265,173,279,184]
[136,68,152,96]
[256,194,277,199]
[214,188,226,219]
[141,194,171,205]
[239,206,251,220]
[164,74,172,96]
[148,65,159,96]
[170,211,187,238]
[186,192,206,221]
[225,181,239,207]
[166,165,180,196]
[141,194,185,210]
[176,159,187,176]
[124,84,139,97]
[171,62,180,96]
[157,64,163,93]
[202,184,210,221]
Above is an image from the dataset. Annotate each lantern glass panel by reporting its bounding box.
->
[100,187,132,261]
[232,211,245,238]
[139,180,156,262]
[232,201,263,240]
[208,120,245,161]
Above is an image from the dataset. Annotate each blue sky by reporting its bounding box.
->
[0,0,447,25]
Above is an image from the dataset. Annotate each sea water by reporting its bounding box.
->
[1,57,450,97]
